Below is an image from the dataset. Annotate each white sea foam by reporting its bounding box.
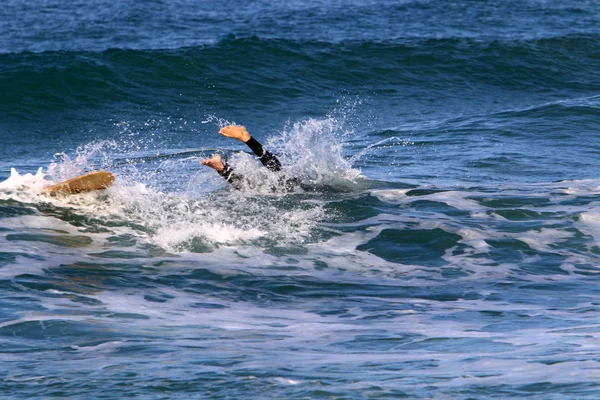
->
[370,188,488,214]
[368,188,411,203]
[516,227,573,252]
[0,167,51,194]
[2,117,598,288]
[1,115,368,251]
[30,276,598,393]
[577,211,600,246]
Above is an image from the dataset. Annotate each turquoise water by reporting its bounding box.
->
[2,1,600,398]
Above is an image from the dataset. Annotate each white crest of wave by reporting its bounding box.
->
[0,167,50,194]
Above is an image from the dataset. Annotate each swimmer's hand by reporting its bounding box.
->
[219,125,251,143]
[201,154,225,172]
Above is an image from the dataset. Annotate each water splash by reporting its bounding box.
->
[348,136,414,165]
[0,113,376,252]
[0,168,50,195]
[47,140,118,183]
[201,115,237,129]
[267,117,363,188]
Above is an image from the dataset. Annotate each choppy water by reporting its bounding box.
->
[2,0,600,398]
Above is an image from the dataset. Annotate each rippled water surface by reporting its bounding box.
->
[2,0,600,398]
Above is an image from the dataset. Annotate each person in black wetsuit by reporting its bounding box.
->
[201,125,294,190]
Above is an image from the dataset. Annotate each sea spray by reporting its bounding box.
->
[45,140,119,184]
[0,168,49,195]
[201,115,237,128]
[268,117,362,187]
[348,136,415,166]
[0,112,386,251]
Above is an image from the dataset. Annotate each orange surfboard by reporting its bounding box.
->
[42,171,115,196]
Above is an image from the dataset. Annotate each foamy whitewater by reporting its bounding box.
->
[3,115,600,398]
[1,118,362,249]
[3,0,600,398]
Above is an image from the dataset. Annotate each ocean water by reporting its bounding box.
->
[2,0,600,398]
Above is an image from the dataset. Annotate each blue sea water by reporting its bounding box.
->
[2,0,600,398]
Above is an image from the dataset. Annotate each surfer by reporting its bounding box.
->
[202,125,296,190]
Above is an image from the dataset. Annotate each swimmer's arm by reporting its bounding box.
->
[244,136,282,172]
[219,125,282,172]
[201,154,244,190]
[218,163,244,190]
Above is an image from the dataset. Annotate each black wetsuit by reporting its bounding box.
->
[217,136,293,190]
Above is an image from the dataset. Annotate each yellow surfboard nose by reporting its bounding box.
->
[42,171,115,196]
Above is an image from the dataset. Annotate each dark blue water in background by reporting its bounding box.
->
[2,1,600,398]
